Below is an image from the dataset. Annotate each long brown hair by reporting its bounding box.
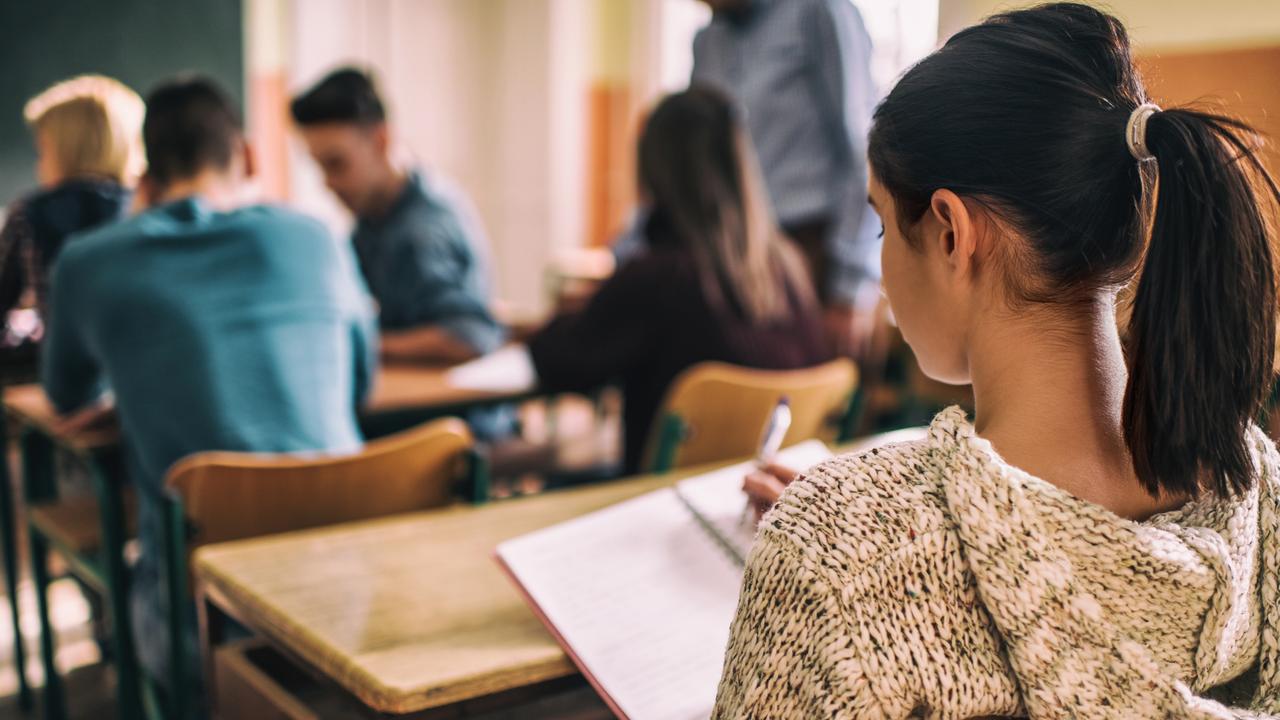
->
[637,86,814,324]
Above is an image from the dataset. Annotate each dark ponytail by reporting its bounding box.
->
[1126,109,1278,497]
[868,3,1280,499]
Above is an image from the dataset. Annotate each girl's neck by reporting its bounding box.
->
[968,296,1187,519]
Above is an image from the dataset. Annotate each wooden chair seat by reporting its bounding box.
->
[28,488,138,556]
[28,487,138,590]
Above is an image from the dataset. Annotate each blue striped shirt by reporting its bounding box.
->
[692,0,881,305]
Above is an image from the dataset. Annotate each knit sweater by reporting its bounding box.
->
[714,407,1280,718]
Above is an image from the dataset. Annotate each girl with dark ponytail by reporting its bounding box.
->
[716,4,1280,717]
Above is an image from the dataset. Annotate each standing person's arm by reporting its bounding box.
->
[40,247,105,413]
[805,0,883,356]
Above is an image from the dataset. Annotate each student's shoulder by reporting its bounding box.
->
[760,431,955,581]
[231,204,344,256]
[56,211,149,268]
[231,204,331,239]
[606,246,699,296]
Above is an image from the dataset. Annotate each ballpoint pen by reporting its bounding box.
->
[741,396,791,526]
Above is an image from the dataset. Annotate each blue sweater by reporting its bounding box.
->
[41,196,377,677]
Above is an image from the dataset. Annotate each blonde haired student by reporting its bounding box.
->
[718,3,1280,717]
[0,75,144,331]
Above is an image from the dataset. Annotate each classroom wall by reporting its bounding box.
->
[0,0,244,206]
[937,0,1280,49]
[936,0,1280,172]
[281,0,589,315]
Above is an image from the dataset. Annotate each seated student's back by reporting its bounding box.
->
[529,88,830,473]
[41,76,376,684]
[47,202,372,472]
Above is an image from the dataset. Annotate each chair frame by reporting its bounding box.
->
[24,432,141,720]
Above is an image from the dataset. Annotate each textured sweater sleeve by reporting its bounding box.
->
[713,528,880,719]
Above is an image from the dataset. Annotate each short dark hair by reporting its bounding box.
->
[290,68,386,126]
[143,75,242,186]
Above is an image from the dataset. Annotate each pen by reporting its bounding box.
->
[742,396,791,526]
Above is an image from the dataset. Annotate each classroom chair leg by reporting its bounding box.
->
[90,458,142,720]
[27,532,64,720]
[20,431,61,720]
[0,417,32,709]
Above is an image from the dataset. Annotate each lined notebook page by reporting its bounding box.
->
[497,488,743,720]
[673,440,833,563]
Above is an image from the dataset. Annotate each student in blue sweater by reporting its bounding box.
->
[41,76,377,689]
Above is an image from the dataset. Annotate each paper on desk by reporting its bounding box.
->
[498,488,739,720]
[445,344,536,392]
[495,441,833,720]
[673,439,832,564]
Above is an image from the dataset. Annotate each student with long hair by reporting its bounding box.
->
[529,87,830,474]
[717,4,1280,716]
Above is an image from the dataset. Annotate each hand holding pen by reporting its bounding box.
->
[741,397,791,527]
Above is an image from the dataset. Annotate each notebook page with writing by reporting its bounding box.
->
[673,440,832,564]
[496,488,742,720]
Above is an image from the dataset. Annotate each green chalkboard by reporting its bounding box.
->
[0,0,243,205]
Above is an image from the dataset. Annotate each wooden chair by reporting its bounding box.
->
[145,417,482,720]
[23,433,138,720]
[643,359,859,473]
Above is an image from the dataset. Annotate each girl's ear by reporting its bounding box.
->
[928,189,979,280]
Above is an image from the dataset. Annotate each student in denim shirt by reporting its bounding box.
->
[291,68,503,364]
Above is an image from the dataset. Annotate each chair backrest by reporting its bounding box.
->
[165,417,474,549]
[643,359,858,472]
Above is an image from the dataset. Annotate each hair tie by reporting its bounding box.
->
[1126,103,1161,162]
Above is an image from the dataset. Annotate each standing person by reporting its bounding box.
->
[42,75,377,693]
[716,4,1280,717]
[691,0,881,357]
[290,68,504,365]
[0,75,143,332]
[530,88,830,474]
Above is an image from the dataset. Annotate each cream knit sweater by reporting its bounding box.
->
[713,407,1280,719]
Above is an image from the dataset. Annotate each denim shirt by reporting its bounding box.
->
[352,171,503,353]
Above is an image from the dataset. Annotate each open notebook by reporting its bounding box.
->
[495,440,832,720]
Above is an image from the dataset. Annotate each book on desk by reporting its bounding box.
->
[496,440,832,720]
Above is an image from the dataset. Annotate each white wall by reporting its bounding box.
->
[938,0,1280,49]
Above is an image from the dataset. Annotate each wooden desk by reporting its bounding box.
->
[365,363,535,416]
[194,470,675,715]
[192,430,927,716]
[4,383,118,452]
[1,360,538,446]
[0,358,540,464]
